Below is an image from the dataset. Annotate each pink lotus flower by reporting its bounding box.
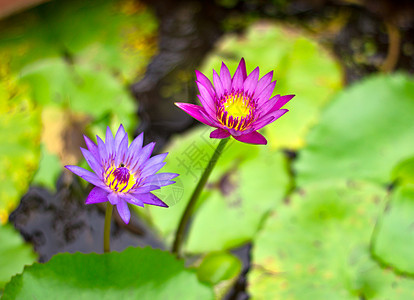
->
[175,58,294,145]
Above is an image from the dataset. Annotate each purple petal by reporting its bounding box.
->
[114,125,126,153]
[130,142,155,172]
[116,198,131,224]
[84,135,100,163]
[149,180,176,187]
[141,162,166,178]
[269,94,295,112]
[254,71,273,97]
[116,134,129,166]
[195,70,215,96]
[123,194,144,207]
[80,148,102,176]
[85,187,109,204]
[213,70,225,99]
[220,62,232,92]
[131,185,160,194]
[233,131,267,145]
[175,103,215,127]
[133,193,168,208]
[243,67,260,96]
[232,58,247,90]
[107,193,119,205]
[144,173,179,185]
[105,126,115,157]
[97,136,108,163]
[256,81,277,104]
[210,128,231,139]
[125,132,143,165]
[142,153,168,170]
[65,165,105,188]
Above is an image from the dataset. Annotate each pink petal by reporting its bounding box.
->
[86,187,109,204]
[243,67,260,96]
[233,131,267,145]
[213,70,225,99]
[220,62,232,92]
[196,81,216,114]
[232,58,247,90]
[195,70,215,97]
[175,102,215,126]
[253,109,289,131]
[269,94,295,112]
[256,81,277,104]
[210,128,231,139]
[254,71,273,96]
[197,95,216,117]
[257,95,280,116]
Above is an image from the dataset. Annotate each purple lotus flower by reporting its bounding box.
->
[65,125,178,224]
[175,58,294,145]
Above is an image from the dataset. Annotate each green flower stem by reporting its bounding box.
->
[104,203,113,253]
[172,137,230,257]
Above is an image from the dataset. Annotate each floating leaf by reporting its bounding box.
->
[0,0,158,80]
[31,145,62,190]
[201,21,342,150]
[197,251,242,285]
[249,181,414,299]
[372,184,414,274]
[197,251,242,299]
[391,157,414,186]
[3,247,213,299]
[0,224,37,290]
[20,58,137,131]
[295,73,414,187]
[0,72,41,223]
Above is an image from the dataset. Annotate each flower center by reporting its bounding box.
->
[105,164,136,193]
[217,92,254,131]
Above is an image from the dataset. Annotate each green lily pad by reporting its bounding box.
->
[3,247,214,299]
[19,58,137,130]
[372,184,414,274]
[295,73,414,187]
[0,73,41,223]
[0,0,158,81]
[391,157,414,186]
[32,145,62,190]
[249,181,414,299]
[197,251,242,285]
[0,224,37,290]
[139,127,289,253]
[201,21,343,150]
[196,251,242,299]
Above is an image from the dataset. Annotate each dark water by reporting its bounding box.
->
[9,0,414,298]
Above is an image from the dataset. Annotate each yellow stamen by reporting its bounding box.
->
[105,165,136,193]
[223,94,250,118]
